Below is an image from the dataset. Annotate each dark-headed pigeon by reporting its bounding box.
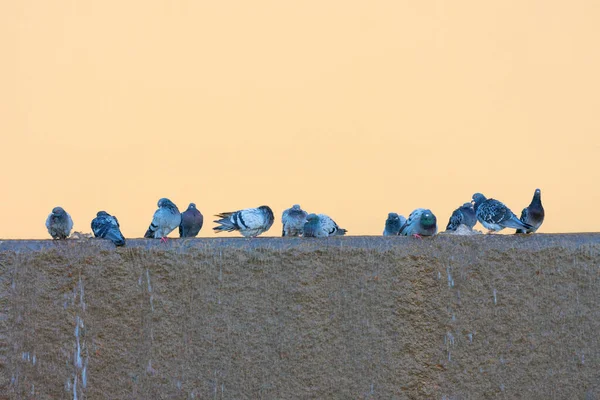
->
[303,213,347,238]
[144,198,181,241]
[46,207,73,239]
[472,193,532,233]
[445,202,477,231]
[399,208,437,238]
[179,203,204,238]
[516,188,545,234]
[92,211,126,246]
[213,205,274,237]
[282,204,309,237]
[383,212,406,236]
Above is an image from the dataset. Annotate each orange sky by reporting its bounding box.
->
[1,1,599,238]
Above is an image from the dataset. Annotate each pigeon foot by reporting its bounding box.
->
[412,234,423,239]
[160,237,168,243]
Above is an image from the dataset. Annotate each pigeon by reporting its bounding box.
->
[303,213,347,238]
[144,198,181,241]
[213,205,274,237]
[282,204,309,237]
[383,212,406,236]
[45,206,74,239]
[472,193,533,233]
[445,202,477,231]
[179,203,204,238]
[399,208,438,237]
[91,211,126,246]
[516,188,545,234]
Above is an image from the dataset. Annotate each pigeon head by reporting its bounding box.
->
[461,202,474,210]
[158,198,177,209]
[52,207,66,216]
[96,211,110,217]
[188,203,196,209]
[387,212,399,221]
[420,210,437,228]
[292,204,302,210]
[306,213,319,222]
[472,193,487,210]
[533,188,542,200]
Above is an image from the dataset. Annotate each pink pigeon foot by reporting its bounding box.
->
[412,234,423,239]
[160,237,168,243]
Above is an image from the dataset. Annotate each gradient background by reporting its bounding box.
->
[2,1,599,239]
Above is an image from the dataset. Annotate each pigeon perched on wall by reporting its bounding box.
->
[282,204,309,237]
[383,212,406,236]
[472,193,533,233]
[303,213,347,238]
[213,205,274,237]
[91,211,126,246]
[399,208,437,237]
[144,198,181,241]
[179,203,204,238]
[445,202,477,231]
[516,188,545,234]
[45,207,74,239]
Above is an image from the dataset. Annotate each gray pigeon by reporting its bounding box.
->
[91,211,126,246]
[516,188,545,234]
[45,206,74,239]
[213,205,274,237]
[399,208,438,237]
[383,212,406,236]
[282,204,309,237]
[179,203,204,238]
[445,202,477,231]
[472,193,533,233]
[303,213,347,238]
[144,198,181,240]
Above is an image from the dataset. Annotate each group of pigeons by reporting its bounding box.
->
[44,189,544,246]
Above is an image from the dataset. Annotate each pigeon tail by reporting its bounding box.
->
[213,213,237,233]
[504,216,533,231]
[334,228,347,236]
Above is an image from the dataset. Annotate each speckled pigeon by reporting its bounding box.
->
[472,193,532,233]
[303,213,347,238]
[92,211,126,246]
[282,204,309,237]
[445,202,477,231]
[383,212,406,236]
[45,206,73,239]
[213,205,274,237]
[179,203,204,238]
[516,188,545,234]
[144,198,181,241]
[399,208,438,237]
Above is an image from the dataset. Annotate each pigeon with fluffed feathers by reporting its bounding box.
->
[213,205,274,237]
[303,213,347,238]
[282,204,309,237]
[144,198,181,240]
[92,211,126,246]
[472,193,532,233]
[46,206,74,239]
[383,212,406,236]
[399,208,438,237]
[179,203,204,238]
[516,188,545,234]
[445,202,477,231]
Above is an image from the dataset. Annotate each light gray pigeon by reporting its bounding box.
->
[179,203,204,238]
[144,198,181,241]
[472,193,533,233]
[45,206,73,239]
[282,204,309,237]
[91,211,126,246]
[516,188,545,234]
[399,208,438,237]
[445,202,477,231]
[383,212,406,236]
[303,213,347,238]
[213,205,274,237]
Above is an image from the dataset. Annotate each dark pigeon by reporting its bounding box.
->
[179,203,204,238]
[303,213,347,238]
[472,193,533,233]
[45,207,73,239]
[91,211,126,246]
[213,205,274,237]
[445,202,477,231]
[383,212,406,236]
[399,208,437,237]
[516,188,545,234]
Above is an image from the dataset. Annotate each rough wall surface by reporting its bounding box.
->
[1,235,599,399]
